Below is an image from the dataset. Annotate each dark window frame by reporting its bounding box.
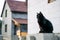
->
[5,24,7,32]
[14,25,18,35]
[5,10,7,17]
[14,24,27,35]
[20,24,27,32]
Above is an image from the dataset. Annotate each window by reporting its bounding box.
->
[5,24,7,32]
[14,25,18,35]
[5,10,7,17]
[20,24,27,32]
[14,24,27,35]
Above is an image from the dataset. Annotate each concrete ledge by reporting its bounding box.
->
[1,33,60,40]
[26,33,60,40]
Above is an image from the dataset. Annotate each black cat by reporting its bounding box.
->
[37,12,53,33]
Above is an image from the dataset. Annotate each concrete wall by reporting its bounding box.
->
[11,35,18,40]
[28,0,60,34]
[0,33,60,40]
[27,33,60,40]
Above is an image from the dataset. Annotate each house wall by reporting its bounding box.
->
[2,1,12,40]
[28,0,60,34]
[12,13,27,19]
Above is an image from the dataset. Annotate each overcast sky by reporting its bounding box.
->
[0,0,25,20]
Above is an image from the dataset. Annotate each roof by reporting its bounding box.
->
[14,18,27,24]
[7,0,27,12]
[1,0,27,17]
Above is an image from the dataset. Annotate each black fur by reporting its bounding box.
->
[37,12,53,33]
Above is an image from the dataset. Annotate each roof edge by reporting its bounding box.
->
[12,11,27,13]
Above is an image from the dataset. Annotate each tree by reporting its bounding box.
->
[0,20,2,34]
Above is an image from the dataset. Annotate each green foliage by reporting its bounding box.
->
[0,20,2,27]
[0,20,2,34]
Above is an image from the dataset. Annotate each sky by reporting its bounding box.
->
[0,0,5,20]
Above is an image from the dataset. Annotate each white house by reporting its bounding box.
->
[1,0,27,40]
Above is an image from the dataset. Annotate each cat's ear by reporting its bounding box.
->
[40,12,43,15]
[40,12,42,14]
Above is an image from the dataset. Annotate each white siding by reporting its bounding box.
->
[2,1,12,40]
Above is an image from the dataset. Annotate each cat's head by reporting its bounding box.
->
[37,12,44,20]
